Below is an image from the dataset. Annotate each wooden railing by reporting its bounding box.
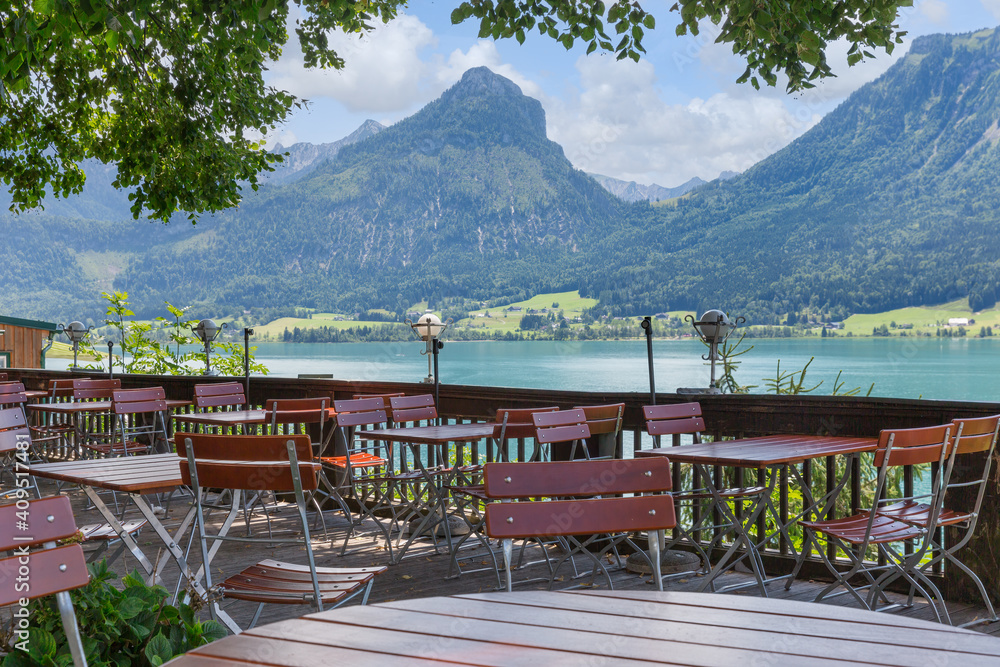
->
[12,368,1000,606]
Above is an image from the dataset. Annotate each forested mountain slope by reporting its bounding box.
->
[4,29,1000,325]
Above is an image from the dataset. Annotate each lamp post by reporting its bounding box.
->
[192,319,226,376]
[407,310,451,410]
[684,309,745,391]
[57,321,93,371]
[640,316,656,406]
[243,327,254,399]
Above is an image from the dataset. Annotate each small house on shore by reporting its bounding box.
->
[0,315,58,369]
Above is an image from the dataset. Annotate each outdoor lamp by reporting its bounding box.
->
[407,310,452,410]
[57,321,93,371]
[684,310,744,390]
[192,319,226,376]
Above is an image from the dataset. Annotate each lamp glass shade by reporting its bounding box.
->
[413,311,445,340]
[65,321,90,343]
[696,309,731,343]
[194,319,221,343]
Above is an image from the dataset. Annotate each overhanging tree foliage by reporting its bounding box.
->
[1,0,910,222]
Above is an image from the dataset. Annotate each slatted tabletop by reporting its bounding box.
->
[27,453,182,494]
[28,398,192,415]
[359,423,495,445]
[636,434,878,468]
[173,408,336,427]
[165,589,1000,666]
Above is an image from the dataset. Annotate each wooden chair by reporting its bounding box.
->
[532,408,591,461]
[323,397,405,556]
[388,394,437,425]
[88,387,170,457]
[484,458,676,592]
[793,424,955,623]
[445,406,559,583]
[0,405,42,499]
[0,383,61,465]
[0,495,91,667]
[264,397,338,538]
[72,379,120,453]
[179,433,386,632]
[575,402,624,459]
[31,380,79,457]
[874,415,1000,625]
[639,402,767,579]
[194,382,246,411]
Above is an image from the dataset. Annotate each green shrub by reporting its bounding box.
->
[1,560,225,667]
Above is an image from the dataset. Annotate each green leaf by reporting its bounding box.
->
[144,634,175,666]
[26,628,57,662]
[32,0,54,14]
[198,620,228,643]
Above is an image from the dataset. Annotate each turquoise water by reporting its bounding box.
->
[47,337,992,402]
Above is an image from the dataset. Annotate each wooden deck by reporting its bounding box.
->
[49,477,1000,638]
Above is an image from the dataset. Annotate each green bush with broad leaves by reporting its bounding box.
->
[0,560,226,667]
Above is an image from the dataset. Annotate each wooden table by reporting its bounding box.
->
[26,454,205,601]
[358,423,495,563]
[637,435,878,595]
[173,408,337,430]
[29,398,191,454]
[165,589,1000,666]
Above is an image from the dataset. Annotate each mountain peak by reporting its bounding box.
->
[450,66,526,99]
[436,67,547,139]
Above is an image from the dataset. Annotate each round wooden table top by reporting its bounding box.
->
[165,589,1000,666]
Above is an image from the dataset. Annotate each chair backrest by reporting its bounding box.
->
[0,382,27,408]
[351,392,405,406]
[0,496,90,607]
[177,433,318,492]
[576,403,624,436]
[194,382,246,410]
[113,387,167,415]
[951,415,1000,456]
[874,424,953,468]
[643,402,705,439]
[484,458,673,498]
[389,394,437,424]
[72,378,121,400]
[265,397,329,424]
[483,459,675,539]
[492,407,558,440]
[945,415,1000,521]
[334,397,387,428]
[0,406,30,455]
[533,408,591,445]
[48,379,77,400]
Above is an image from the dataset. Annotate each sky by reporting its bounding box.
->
[264,1,1000,189]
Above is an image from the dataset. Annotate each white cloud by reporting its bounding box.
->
[981,0,1000,20]
[268,13,437,113]
[919,0,951,24]
[431,41,546,100]
[541,55,816,187]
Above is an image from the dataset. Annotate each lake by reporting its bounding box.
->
[49,337,1000,402]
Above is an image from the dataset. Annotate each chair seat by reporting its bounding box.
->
[447,484,488,500]
[80,519,147,541]
[219,558,386,605]
[801,513,924,545]
[874,499,971,528]
[674,486,767,501]
[82,441,149,456]
[320,452,387,469]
